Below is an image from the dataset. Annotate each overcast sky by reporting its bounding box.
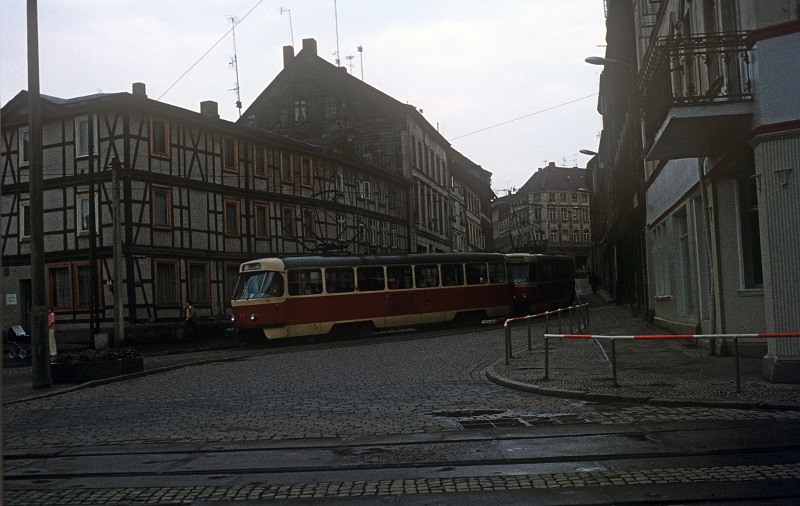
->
[1,0,607,193]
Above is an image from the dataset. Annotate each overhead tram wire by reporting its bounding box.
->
[447,93,598,141]
[158,0,265,101]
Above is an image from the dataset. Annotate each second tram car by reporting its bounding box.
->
[230,253,575,341]
[506,253,577,315]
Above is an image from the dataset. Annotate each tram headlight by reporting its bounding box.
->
[250,313,256,321]
[231,315,235,323]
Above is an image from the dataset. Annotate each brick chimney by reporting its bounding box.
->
[283,45,294,68]
[200,100,219,119]
[132,82,147,97]
[302,38,317,56]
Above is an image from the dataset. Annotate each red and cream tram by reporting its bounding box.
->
[506,253,577,316]
[230,253,575,341]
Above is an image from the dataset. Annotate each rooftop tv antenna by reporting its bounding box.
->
[334,0,341,66]
[345,54,355,73]
[228,16,242,117]
[280,7,294,48]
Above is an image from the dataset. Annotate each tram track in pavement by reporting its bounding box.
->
[5,419,800,502]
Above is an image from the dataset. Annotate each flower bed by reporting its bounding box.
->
[51,346,143,384]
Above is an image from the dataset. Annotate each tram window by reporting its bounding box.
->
[510,264,530,283]
[325,267,355,293]
[288,269,323,296]
[540,263,552,282]
[441,263,464,286]
[234,272,267,299]
[357,266,385,291]
[465,263,487,285]
[266,273,284,297]
[415,265,439,288]
[387,265,412,289]
[488,262,507,283]
[529,263,540,282]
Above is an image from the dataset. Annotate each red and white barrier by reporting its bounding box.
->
[546,332,800,340]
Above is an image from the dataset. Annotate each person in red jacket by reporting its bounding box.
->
[48,307,57,357]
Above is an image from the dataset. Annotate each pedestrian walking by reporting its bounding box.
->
[183,300,197,340]
[48,307,57,357]
[589,272,599,294]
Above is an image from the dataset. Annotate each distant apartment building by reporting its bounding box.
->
[492,163,591,270]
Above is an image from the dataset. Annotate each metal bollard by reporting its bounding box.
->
[569,306,574,333]
[734,336,741,393]
[505,324,512,365]
[611,339,618,387]
[527,317,532,351]
[543,335,550,381]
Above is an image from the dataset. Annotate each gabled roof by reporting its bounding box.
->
[517,163,588,195]
[238,38,450,148]
[448,146,495,200]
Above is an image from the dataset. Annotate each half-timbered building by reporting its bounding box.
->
[1,84,410,344]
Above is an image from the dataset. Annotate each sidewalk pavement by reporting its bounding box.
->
[2,337,256,405]
[4,298,800,410]
[486,301,800,411]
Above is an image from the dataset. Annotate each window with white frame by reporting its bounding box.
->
[336,214,346,239]
[335,167,344,193]
[550,230,558,242]
[20,202,31,238]
[75,116,98,157]
[77,194,97,234]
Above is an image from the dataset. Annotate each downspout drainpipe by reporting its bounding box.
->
[699,159,717,337]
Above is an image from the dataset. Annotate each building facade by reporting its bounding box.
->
[595,1,800,381]
[1,84,410,344]
[492,163,591,270]
[238,38,494,253]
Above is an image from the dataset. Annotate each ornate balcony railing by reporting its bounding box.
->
[639,32,752,146]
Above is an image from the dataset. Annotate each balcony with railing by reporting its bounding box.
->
[639,32,753,161]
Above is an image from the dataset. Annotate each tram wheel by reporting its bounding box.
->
[354,322,373,340]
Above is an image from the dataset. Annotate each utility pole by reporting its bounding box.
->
[27,0,50,388]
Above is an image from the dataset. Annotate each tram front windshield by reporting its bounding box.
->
[233,271,282,300]
[510,264,534,284]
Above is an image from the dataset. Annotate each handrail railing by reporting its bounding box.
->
[502,303,589,365]
[639,32,752,148]
[544,332,800,392]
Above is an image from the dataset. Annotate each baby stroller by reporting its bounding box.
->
[5,325,31,359]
